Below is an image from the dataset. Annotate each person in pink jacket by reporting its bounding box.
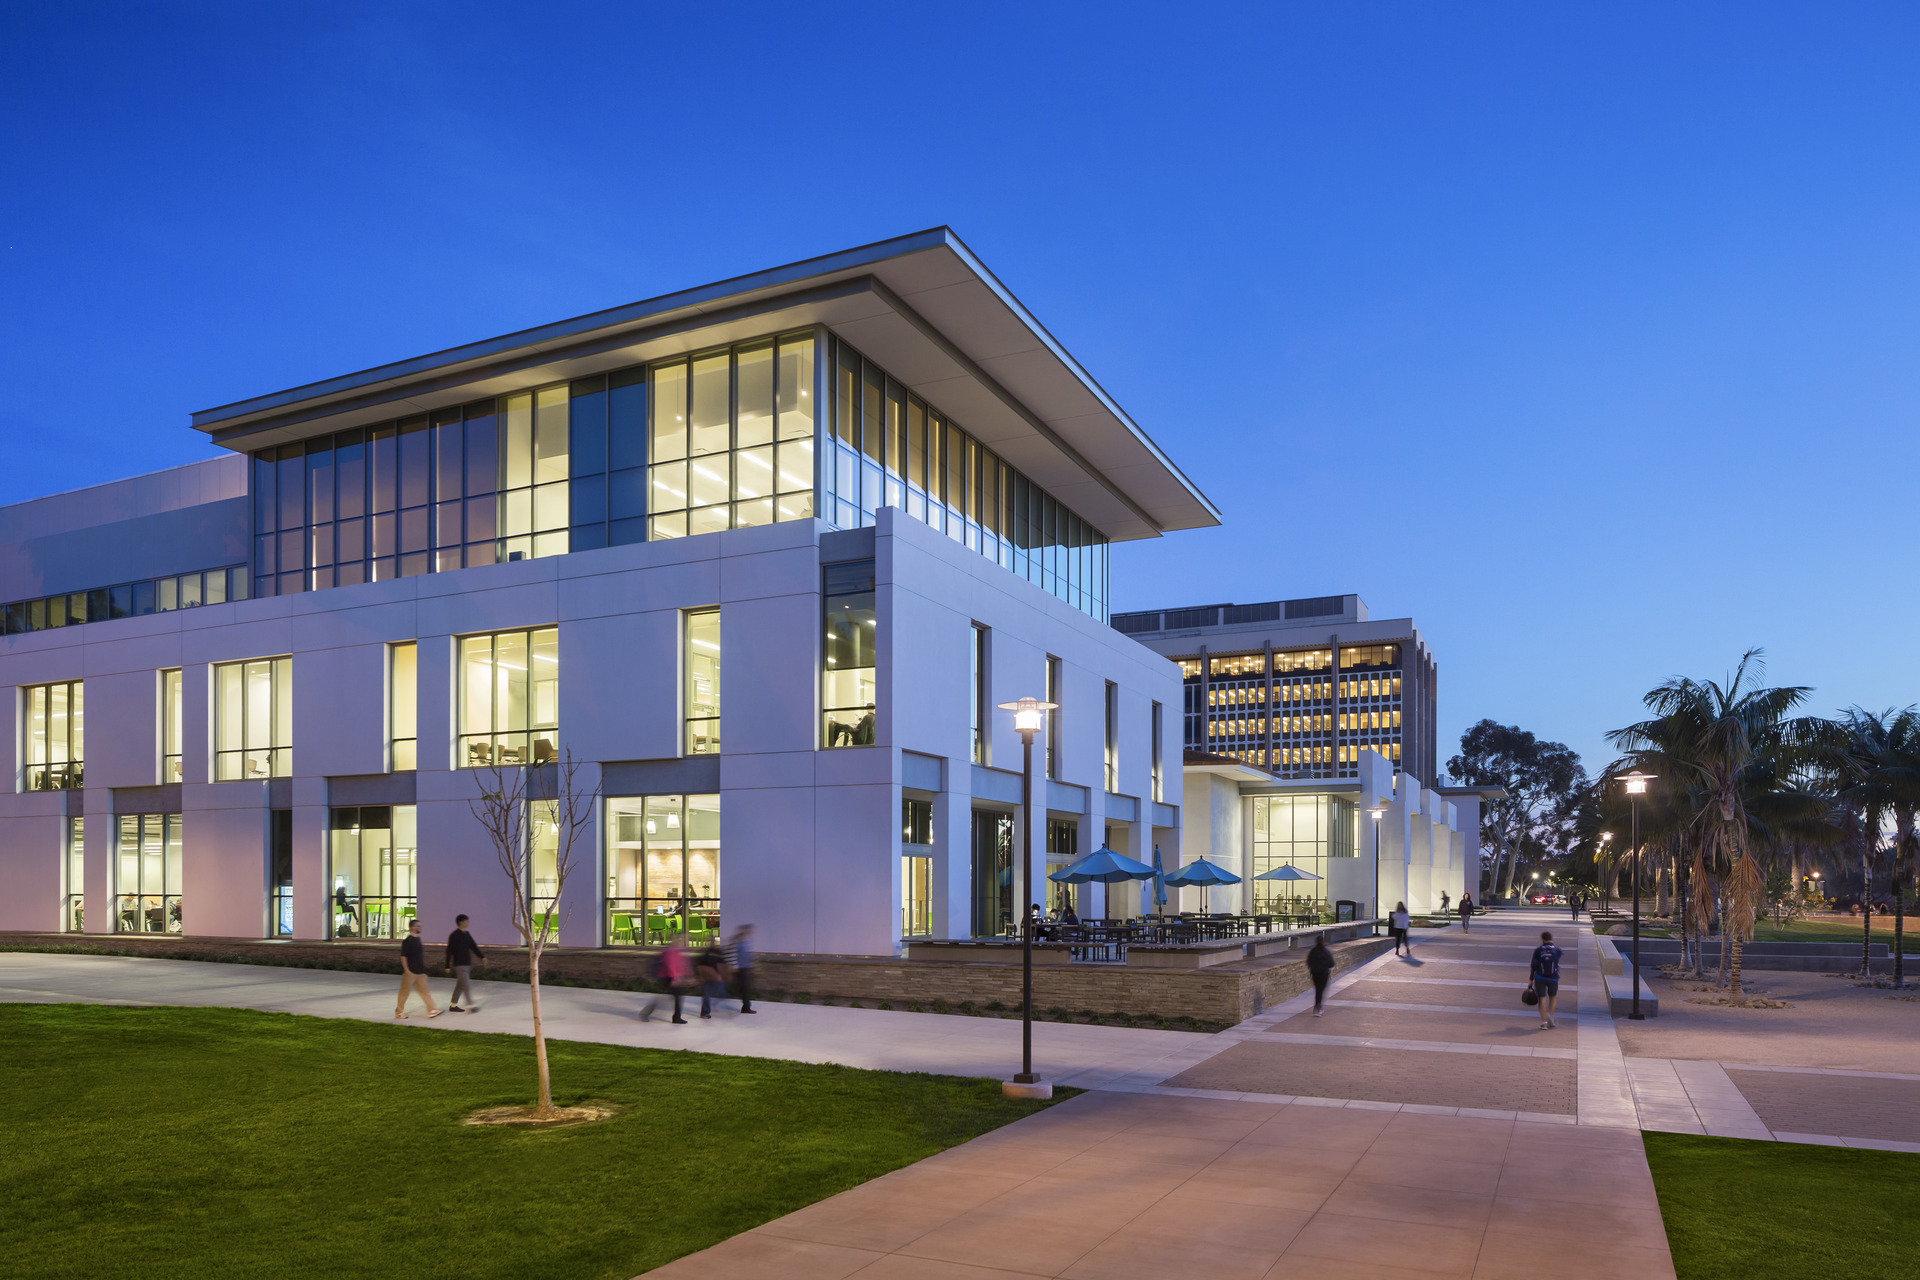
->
[642,937,693,1024]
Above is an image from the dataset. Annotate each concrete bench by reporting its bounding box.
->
[1596,937,1658,1015]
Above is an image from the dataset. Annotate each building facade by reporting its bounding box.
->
[0,229,1216,955]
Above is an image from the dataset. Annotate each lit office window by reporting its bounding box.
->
[458,627,559,767]
[1152,701,1164,802]
[1044,656,1061,779]
[902,797,934,938]
[648,334,816,540]
[64,817,85,933]
[269,810,293,937]
[23,680,83,791]
[971,624,989,765]
[1104,681,1119,792]
[115,813,182,933]
[160,669,183,782]
[684,609,720,755]
[823,560,876,747]
[214,658,292,780]
[328,805,416,939]
[1251,795,1357,916]
[390,642,417,771]
[602,793,721,945]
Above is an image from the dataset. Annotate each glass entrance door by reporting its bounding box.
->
[329,806,417,939]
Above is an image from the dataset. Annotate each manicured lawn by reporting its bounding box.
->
[0,1005,1060,1280]
[1645,1132,1920,1280]
[1747,917,1920,950]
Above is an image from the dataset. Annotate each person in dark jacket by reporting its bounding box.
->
[1307,936,1336,1017]
[1458,893,1474,933]
[395,920,441,1019]
[1530,930,1565,1029]
[445,914,485,1013]
[695,942,730,1019]
[725,923,757,1014]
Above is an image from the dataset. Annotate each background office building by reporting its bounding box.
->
[0,229,1215,955]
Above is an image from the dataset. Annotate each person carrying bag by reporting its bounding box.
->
[1527,930,1564,1029]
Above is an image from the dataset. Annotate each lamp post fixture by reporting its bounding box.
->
[1615,771,1657,1021]
[998,694,1056,1096]
[1369,803,1386,927]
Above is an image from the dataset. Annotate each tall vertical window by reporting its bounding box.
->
[971,624,989,765]
[458,627,559,767]
[23,680,82,791]
[901,797,934,939]
[1104,681,1119,792]
[1044,656,1061,779]
[1151,701,1164,802]
[64,817,84,933]
[115,813,182,933]
[214,658,292,780]
[602,794,720,945]
[389,642,417,771]
[160,669,183,783]
[1252,794,1356,915]
[648,333,816,539]
[328,806,416,938]
[684,609,720,755]
[269,810,293,937]
[823,560,876,747]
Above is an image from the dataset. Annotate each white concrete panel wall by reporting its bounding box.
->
[0,807,64,931]
[182,783,269,937]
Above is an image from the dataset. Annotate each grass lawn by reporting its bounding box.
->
[1746,917,1920,950]
[0,1004,1061,1280]
[1645,1132,1920,1280]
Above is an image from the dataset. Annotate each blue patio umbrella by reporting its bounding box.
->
[1150,844,1167,913]
[1253,863,1323,910]
[1047,846,1157,884]
[1163,856,1244,914]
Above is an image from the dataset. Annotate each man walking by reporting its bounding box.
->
[445,914,484,1012]
[726,923,757,1014]
[1307,935,1335,1017]
[1569,892,1583,922]
[395,919,441,1019]
[1530,929,1564,1030]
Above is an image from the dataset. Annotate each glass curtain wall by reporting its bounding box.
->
[603,794,720,946]
[269,810,293,936]
[823,560,876,747]
[2,566,247,636]
[115,814,182,933]
[821,335,1111,621]
[902,797,934,938]
[684,609,720,754]
[161,669,183,782]
[64,817,84,932]
[1250,795,1357,916]
[23,680,82,791]
[647,335,815,538]
[214,658,291,780]
[458,628,559,767]
[328,806,417,939]
[390,642,417,770]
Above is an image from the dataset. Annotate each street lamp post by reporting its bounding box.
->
[1615,771,1657,1021]
[998,694,1056,1095]
[1369,803,1386,927]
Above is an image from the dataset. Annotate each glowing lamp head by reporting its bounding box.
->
[1618,770,1656,795]
[998,695,1058,735]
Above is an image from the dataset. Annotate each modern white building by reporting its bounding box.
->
[0,230,1217,955]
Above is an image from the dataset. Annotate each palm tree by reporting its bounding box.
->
[1831,707,1920,982]
[1609,651,1831,1001]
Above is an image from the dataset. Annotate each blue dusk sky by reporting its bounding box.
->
[4,3,1916,774]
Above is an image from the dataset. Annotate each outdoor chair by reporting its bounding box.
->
[611,913,637,944]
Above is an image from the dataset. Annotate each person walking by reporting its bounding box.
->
[1439,890,1450,915]
[695,940,730,1019]
[395,919,441,1019]
[1307,935,1335,1017]
[1389,902,1412,956]
[642,936,692,1024]
[1569,892,1583,922]
[725,923,758,1014]
[1530,929,1565,1029]
[1458,892,1474,933]
[444,914,485,1012]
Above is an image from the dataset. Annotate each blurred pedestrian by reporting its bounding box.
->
[1569,892,1583,922]
[1530,930,1564,1029]
[1307,935,1335,1017]
[696,939,730,1019]
[1389,902,1412,956]
[445,913,484,1012]
[726,923,757,1014]
[642,936,692,1024]
[395,920,440,1019]
[1440,890,1450,915]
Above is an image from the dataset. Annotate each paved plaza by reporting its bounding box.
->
[10,906,1919,1277]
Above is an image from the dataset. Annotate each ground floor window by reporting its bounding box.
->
[269,810,293,936]
[1045,819,1079,915]
[603,794,719,946]
[64,817,84,932]
[1251,794,1355,915]
[971,810,1012,937]
[902,854,933,937]
[115,813,181,933]
[329,806,416,939]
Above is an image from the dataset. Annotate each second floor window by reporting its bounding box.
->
[684,609,720,755]
[215,658,292,780]
[161,670,182,783]
[971,625,989,765]
[823,560,876,748]
[390,642,417,770]
[1152,701,1164,802]
[459,627,558,768]
[24,680,82,791]
[1044,656,1061,779]
[1104,681,1119,793]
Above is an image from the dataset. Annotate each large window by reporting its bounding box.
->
[2,566,247,636]
[971,810,1013,938]
[647,335,816,539]
[161,669,183,783]
[390,642,417,771]
[1046,818,1080,915]
[115,814,182,934]
[1251,794,1357,915]
[214,658,292,780]
[23,680,82,791]
[1151,701,1164,803]
[684,609,720,755]
[823,334,1110,621]
[64,817,84,933]
[823,560,876,748]
[269,810,293,937]
[603,794,720,946]
[458,627,558,767]
[902,797,934,939]
[329,806,416,939]
[1045,656,1061,779]
[971,624,988,765]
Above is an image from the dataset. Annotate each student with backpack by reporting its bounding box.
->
[1530,930,1564,1029]
[642,937,692,1024]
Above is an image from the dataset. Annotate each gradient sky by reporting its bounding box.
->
[4,3,1917,775]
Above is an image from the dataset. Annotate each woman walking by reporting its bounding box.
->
[1389,902,1412,956]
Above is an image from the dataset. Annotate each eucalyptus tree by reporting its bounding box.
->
[1448,720,1588,900]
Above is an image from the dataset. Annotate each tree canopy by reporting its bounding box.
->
[1447,718,1588,887]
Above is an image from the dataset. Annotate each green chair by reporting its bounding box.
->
[611,913,637,944]
[645,915,673,944]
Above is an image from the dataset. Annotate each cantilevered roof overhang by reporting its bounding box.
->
[191,228,1220,543]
